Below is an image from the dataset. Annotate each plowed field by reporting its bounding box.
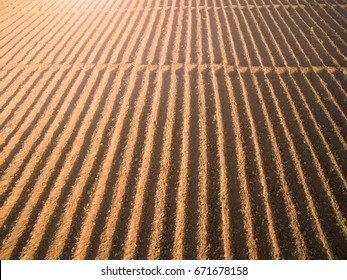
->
[0,0,346,260]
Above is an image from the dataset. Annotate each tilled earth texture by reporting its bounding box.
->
[0,0,346,260]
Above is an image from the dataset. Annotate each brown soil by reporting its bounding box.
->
[0,0,346,260]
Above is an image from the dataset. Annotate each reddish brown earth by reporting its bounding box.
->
[0,0,346,259]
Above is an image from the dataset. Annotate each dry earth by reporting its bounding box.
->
[0,0,346,259]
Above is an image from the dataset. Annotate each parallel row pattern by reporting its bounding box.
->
[0,0,346,67]
[0,0,346,259]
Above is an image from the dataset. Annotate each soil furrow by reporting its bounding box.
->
[295,7,346,66]
[0,69,51,157]
[17,68,120,259]
[147,69,177,259]
[64,1,126,64]
[73,68,150,259]
[172,66,190,259]
[1,0,346,260]
[258,70,334,259]
[0,0,82,63]
[0,68,77,204]
[122,67,165,259]
[0,68,98,258]
[0,0,70,44]
[241,70,308,259]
